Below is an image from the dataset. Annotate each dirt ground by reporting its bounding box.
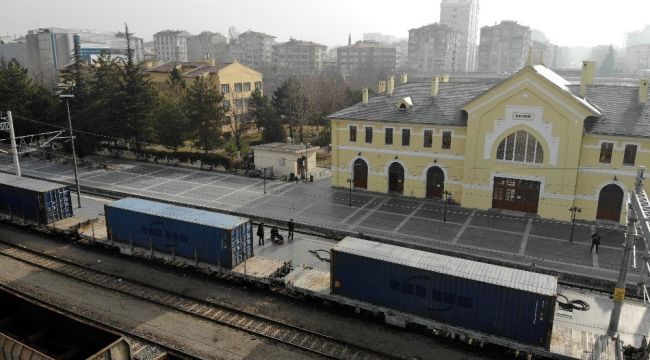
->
[0,224,509,360]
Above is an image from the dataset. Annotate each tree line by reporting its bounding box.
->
[0,26,361,160]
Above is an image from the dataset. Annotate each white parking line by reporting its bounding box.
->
[518,218,533,255]
[393,202,425,233]
[452,209,475,244]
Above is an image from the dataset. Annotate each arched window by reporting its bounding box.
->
[495,130,544,164]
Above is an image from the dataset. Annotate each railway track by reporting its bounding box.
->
[0,240,404,360]
[0,283,194,360]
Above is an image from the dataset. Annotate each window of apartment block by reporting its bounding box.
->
[423,130,433,148]
[222,100,231,110]
[402,129,410,146]
[243,82,251,91]
[385,128,393,145]
[254,81,262,90]
[349,125,357,142]
[234,99,244,108]
[234,83,243,92]
[442,131,452,149]
[220,84,229,93]
[623,144,638,165]
[365,127,373,143]
[599,142,613,163]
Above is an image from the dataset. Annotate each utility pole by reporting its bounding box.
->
[61,95,82,208]
[6,111,21,177]
[607,171,642,338]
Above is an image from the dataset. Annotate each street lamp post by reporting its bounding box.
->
[347,178,353,208]
[569,206,582,242]
[443,190,451,223]
[60,93,82,209]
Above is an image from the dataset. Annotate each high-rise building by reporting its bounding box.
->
[229,30,276,71]
[530,40,557,68]
[439,0,479,72]
[407,23,460,76]
[337,40,396,80]
[477,21,531,73]
[625,25,650,48]
[272,38,327,76]
[153,30,191,62]
[186,31,229,63]
[22,28,144,86]
[0,37,29,67]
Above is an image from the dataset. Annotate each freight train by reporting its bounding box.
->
[100,197,558,351]
[0,174,562,357]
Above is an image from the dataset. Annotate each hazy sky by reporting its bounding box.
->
[2,0,649,48]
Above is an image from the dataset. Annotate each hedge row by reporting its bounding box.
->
[100,145,232,168]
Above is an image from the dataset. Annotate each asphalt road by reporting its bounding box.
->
[0,154,644,289]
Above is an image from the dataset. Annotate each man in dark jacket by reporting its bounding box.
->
[288,219,295,241]
[257,222,265,246]
[590,231,601,254]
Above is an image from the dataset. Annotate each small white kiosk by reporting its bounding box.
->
[251,142,319,178]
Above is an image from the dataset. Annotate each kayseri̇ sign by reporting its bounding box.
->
[513,112,534,121]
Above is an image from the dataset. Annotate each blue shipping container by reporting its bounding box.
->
[0,173,73,224]
[105,198,253,269]
[331,237,557,349]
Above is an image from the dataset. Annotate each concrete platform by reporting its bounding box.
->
[285,267,331,295]
[231,256,288,284]
[254,235,337,271]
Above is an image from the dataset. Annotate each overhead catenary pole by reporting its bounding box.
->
[63,96,82,208]
[607,195,639,337]
[6,111,21,177]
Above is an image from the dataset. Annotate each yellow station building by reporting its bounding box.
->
[328,62,650,223]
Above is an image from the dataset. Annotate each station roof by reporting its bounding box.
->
[108,198,249,229]
[0,173,68,192]
[334,237,558,296]
[327,81,492,127]
[328,65,650,138]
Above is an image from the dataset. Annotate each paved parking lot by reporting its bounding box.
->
[0,154,644,287]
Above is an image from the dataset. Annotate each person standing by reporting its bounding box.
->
[288,218,295,241]
[590,230,601,254]
[257,222,265,246]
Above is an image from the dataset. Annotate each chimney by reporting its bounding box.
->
[400,73,408,85]
[387,75,395,95]
[579,60,595,98]
[362,87,369,104]
[640,79,648,105]
[378,80,386,93]
[431,76,440,97]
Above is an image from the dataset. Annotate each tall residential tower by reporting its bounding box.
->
[439,0,479,72]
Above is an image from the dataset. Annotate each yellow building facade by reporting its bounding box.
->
[145,60,263,134]
[329,64,650,223]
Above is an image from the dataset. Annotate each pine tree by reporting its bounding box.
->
[154,97,189,152]
[118,23,157,150]
[185,76,225,154]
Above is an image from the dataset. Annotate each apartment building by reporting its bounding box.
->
[407,23,460,77]
[477,20,531,73]
[272,38,327,76]
[154,30,191,62]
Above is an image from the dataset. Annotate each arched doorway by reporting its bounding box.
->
[353,158,368,189]
[426,166,445,199]
[597,184,624,221]
[388,162,405,194]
